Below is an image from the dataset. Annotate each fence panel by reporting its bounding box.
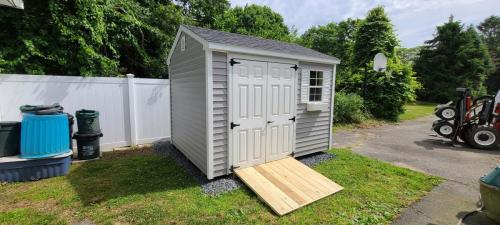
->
[0,74,170,150]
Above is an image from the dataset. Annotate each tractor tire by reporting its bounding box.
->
[435,106,457,120]
[433,120,456,138]
[465,126,499,150]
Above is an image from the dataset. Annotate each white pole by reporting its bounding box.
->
[127,74,138,146]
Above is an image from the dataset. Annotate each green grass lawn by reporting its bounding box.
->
[0,148,441,225]
[334,101,436,130]
[399,101,436,121]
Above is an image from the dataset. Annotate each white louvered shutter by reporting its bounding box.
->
[300,68,310,103]
[322,71,332,103]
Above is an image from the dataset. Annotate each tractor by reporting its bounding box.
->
[432,88,500,150]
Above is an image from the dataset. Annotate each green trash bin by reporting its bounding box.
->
[73,132,103,160]
[76,109,100,134]
[0,121,21,157]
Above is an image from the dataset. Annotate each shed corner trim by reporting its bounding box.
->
[205,50,215,179]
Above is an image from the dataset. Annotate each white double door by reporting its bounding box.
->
[231,59,296,168]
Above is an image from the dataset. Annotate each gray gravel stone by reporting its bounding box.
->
[153,138,335,196]
[298,152,336,167]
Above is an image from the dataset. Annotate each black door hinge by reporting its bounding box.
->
[289,116,296,122]
[230,122,240,129]
[230,59,240,66]
[291,64,298,71]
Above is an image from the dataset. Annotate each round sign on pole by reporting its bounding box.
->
[0,0,24,9]
[373,53,387,72]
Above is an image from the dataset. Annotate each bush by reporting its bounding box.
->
[334,92,368,124]
[363,60,420,121]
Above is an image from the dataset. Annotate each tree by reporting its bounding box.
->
[353,6,398,70]
[213,4,292,42]
[414,16,493,102]
[348,6,418,121]
[300,19,360,89]
[397,47,422,64]
[478,15,500,93]
[0,0,185,78]
[177,0,230,28]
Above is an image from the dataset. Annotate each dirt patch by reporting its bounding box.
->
[0,198,58,212]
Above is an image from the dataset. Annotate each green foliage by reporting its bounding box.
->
[397,47,422,64]
[414,16,493,102]
[301,19,360,89]
[362,59,421,121]
[177,0,230,28]
[353,6,398,70]
[214,4,292,42]
[334,92,368,124]
[0,0,186,78]
[478,15,500,93]
[345,7,419,121]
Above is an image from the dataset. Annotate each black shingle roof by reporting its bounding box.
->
[183,25,339,63]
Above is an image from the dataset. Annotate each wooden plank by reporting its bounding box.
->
[280,158,344,192]
[254,165,309,205]
[235,167,299,215]
[266,161,326,199]
[235,157,343,216]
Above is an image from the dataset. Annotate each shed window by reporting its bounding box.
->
[309,71,323,102]
[180,35,186,51]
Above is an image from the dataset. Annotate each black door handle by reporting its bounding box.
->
[289,116,296,122]
[230,122,240,129]
[267,121,274,124]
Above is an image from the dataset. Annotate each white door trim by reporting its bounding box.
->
[227,53,299,170]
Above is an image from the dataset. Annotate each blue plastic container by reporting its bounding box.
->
[481,165,500,188]
[20,113,70,159]
[0,152,72,182]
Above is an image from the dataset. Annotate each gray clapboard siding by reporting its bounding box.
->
[212,51,229,177]
[294,62,333,157]
[170,32,208,174]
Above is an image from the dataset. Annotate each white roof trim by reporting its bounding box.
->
[166,26,208,65]
[208,42,340,65]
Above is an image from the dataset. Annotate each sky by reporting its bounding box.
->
[230,0,500,48]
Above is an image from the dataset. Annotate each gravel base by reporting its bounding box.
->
[297,152,336,167]
[153,139,242,196]
[153,138,335,196]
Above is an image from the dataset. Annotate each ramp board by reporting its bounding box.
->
[234,157,343,215]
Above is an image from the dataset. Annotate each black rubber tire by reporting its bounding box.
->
[435,106,457,120]
[465,126,499,150]
[433,120,456,138]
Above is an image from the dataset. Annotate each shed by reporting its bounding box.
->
[167,25,340,179]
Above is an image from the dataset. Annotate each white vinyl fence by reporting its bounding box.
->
[0,74,170,150]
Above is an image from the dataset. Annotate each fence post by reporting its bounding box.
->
[127,74,138,146]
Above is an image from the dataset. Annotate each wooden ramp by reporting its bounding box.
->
[234,157,343,215]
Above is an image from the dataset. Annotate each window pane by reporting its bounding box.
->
[310,71,316,79]
[317,71,323,86]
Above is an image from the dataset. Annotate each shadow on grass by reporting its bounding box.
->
[67,149,197,205]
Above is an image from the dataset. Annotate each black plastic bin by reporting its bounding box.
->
[0,122,21,157]
[73,132,103,160]
[75,109,100,134]
[67,114,74,150]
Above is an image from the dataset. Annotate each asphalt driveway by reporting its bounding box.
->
[333,116,500,225]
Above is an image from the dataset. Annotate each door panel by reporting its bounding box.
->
[232,60,268,168]
[266,63,296,162]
